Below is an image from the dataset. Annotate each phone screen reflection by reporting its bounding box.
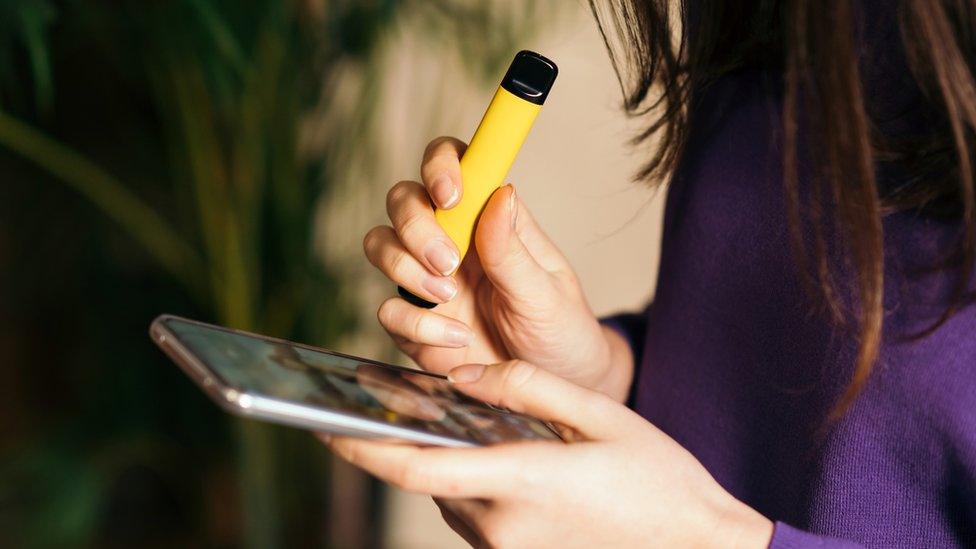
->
[167,319,559,444]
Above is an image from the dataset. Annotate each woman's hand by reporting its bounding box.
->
[364,136,632,400]
[323,360,774,548]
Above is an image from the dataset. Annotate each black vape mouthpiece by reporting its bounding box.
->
[500,50,559,105]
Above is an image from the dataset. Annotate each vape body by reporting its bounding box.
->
[437,86,542,261]
[399,50,558,308]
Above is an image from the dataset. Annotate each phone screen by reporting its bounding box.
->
[162,318,559,445]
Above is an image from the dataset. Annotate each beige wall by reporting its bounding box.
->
[320,4,665,547]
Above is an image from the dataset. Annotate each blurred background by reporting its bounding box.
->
[0,1,662,547]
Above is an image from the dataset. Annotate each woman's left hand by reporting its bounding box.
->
[323,360,773,548]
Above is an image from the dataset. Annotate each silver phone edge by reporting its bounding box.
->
[149,315,478,448]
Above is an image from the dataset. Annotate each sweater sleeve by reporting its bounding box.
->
[599,304,651,408]
[601,311,867,548]
[769,522,865,549]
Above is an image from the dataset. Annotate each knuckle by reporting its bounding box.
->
[501,360,538,393]
[506,242,533,269]
[362,226,386,256]
[412,309,431,339]
[396,209,426,238]
[495,361,537,412]
[386,180,416,211]
[387,246,411,278]
[393,335,421,357]
[377,298,400,328]
[424,135,454,157]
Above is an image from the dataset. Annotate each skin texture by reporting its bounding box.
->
[363,136,634,402]
[323,360,774,548]
[342,136,774,546]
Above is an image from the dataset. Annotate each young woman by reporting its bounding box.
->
[325,0,976,546]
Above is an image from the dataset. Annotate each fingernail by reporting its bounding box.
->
[422,276,457,302]
[508,185,518,230]
[444,322,473,347]
[448,363,486,383]
[424,239,460,276]
[431,174,459,209]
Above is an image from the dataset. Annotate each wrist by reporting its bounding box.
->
[583,324,634,403]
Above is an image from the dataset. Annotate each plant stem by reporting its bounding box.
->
[237,421,281,549]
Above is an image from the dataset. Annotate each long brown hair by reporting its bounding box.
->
[589,0,976,419]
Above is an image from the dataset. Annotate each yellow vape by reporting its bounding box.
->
[400,50,558,308]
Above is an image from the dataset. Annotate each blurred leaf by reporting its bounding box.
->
[0,441,106,548]
[0,0,57,114]
[0,109,207,300]
[184,0,248,77]
[17,1,57,114]
[0,0,563,546]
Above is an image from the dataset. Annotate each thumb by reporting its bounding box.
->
[474,185,555,304]
[447,360,634,440]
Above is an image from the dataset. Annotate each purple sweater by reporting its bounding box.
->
[602,6,976,548]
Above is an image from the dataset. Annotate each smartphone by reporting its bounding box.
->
[150,315,562,447]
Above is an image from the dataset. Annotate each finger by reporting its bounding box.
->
[364,225,458,304]
[327,437,524,498]
[436,497,489,522]
[510,190,574,274]
[435,498,488,547]
[438,505,480,547]
[448,360,637,440]
[473,185,556,304]
[356,364,445,421]
[377,297,473,348]
[421,136,467,209]
[315,432,332,445]
[387,180,461,277]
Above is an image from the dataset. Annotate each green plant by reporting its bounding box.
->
[0,0,557,546]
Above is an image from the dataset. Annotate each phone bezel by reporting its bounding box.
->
[150,314,561,447]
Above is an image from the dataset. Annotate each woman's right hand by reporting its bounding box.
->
[363,136,633,400]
